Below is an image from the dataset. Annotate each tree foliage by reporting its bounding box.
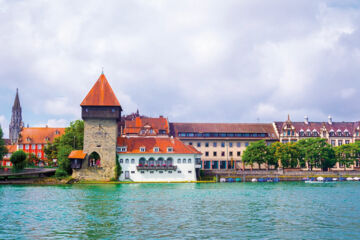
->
[10,150,27,171]
[0,127,8,161]
[335,143,357,170]
[45,120,84,175]
[242,140,268,169]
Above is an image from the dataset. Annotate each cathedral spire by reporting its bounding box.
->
[9,88,23,144]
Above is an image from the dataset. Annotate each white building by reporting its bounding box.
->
[117,137,202,182]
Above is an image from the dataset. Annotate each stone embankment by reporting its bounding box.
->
[203,169,360,182]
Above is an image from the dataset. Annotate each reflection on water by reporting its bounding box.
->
[0,182,360,239]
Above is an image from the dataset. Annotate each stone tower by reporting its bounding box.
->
[9,88,23,144]
[72,73,122,180]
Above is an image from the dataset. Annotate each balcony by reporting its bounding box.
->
[136,165,177,171]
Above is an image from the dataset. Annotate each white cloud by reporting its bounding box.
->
[0,115,9,138]
[34,119,69,128]
[43,97,80,118]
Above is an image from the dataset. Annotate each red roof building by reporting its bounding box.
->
[123,116,170,136]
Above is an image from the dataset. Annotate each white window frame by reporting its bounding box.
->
[153,147,159,152]
[140,147,146,152]
[167,147,173,152]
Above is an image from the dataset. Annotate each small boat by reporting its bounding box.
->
[353,177,359,181]
[251,178,257,182]
[346,177,353,181]
[266,178,273,182]
[317,176,324,182]
[332,178,338,181]
[220,178,226,182]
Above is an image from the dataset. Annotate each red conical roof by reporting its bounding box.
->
[81,74,121,107]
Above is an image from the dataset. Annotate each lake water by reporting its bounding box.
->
[0,182,359,240]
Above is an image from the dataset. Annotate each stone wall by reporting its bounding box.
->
[72,119,118,180]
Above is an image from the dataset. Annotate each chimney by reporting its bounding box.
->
[304,115,309,125]
[328,115,332,125]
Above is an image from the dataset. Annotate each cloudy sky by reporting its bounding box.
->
[1,0,360,137]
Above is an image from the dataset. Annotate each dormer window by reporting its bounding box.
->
[26,137,31,142]
[167,147,173,153]
[153,147,159,152]
[55,130,60,135]
[140,147,146,152]
[337,130,342,136]
[45,137,50,142]
[118,146,127,152]
[306,129,311,137]
[329,130,335,137]
[344,130,349,137]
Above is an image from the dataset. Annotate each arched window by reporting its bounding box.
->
[148,157,155,167]
[89,152,101,167]
[166,157,173,166]
[139,157,146,166]
[157,157,165,166]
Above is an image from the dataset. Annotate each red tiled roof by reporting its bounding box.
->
[124,117,169,135]
[117,137,201,154]
[6,145,17,153]
[274,121,358,135]
[68,150,87,159]
[170,122,277,139]
[81,74,121,107]
[18,127,65,144]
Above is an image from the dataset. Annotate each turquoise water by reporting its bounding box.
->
[0,182,360,239]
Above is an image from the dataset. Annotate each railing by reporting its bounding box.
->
[136,165,177,171]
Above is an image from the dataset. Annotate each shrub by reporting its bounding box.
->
[55,168,68,178]
[10,150,27,171]
[114,158,121,180]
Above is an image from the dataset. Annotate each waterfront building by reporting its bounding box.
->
[9,89,23,144]
[170,122,278,170]
[274,115,360,170]
[123,116,170,137]
[17,127,65,162]
[117,137,201,182]
[1,145,16,167]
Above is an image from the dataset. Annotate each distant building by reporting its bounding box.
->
[17,127,65,161]
[170,122,278,170]
[117,137,201,182]
[9,89,23,144]
[274,115,360,170]
[1,145,16,167]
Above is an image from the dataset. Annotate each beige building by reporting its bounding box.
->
[170,122,278,170]
[274,115,360,170]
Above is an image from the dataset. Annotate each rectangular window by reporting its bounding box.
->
[168,171,172,174]
[167,147,173,152]
[188,142,193,146]
[177,159,181,164]
[131,159,135,164]
[25,144,29,150]
[331,140,336,146]
[153,147,159,152]
[205,142,209,147]
[237,151,241,156]
[245,142,249,147]
[323,131,326,137]
[131,171,135,174]
[159,171,163,174]
[150,171,154,174]
[345,140,350,144]
[229,151,233,157]
[188,171,192,174]
[197,142,201,147]
[338,140,343,146]
[221,151,225,157]
[19,144,23,149]
[141,171,145,173]
[188,159,192,163]
[183,159,186,163]
[125,159,129,164]
[213,142,217,147]
[221,142,225,148]
[205,151,209,156]
[178,171,182,173]
[237,142,241,147]
[37,153,41,158]
[38,144,42,149]
[229,142,233,147]
[31,144,36,149]
[213,152,217,157]
[119,159,123,163]
[140,147,146,152]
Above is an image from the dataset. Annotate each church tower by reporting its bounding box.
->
[9,89,23,144]
[72,73,122,180]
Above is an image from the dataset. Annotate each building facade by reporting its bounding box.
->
[17,127,65,161]
[117,137,201,182]
[170,122,278,170]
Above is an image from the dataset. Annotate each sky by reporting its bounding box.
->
[1,0,360,138]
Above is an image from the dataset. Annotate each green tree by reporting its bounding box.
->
[265,143,278,170]
[10,150,27,171]
[45,120,84,176]
[242,140,267,169]
[335,143,356,170]
[0,127,8,161]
